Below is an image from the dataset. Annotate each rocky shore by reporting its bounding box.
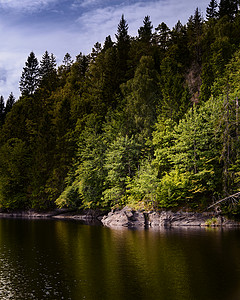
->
[0,206,239,228]
[101,206,240,228]
[0,208,103,223]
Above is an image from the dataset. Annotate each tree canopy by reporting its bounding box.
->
[1,1,240,216]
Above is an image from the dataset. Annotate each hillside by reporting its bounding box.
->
[1,1,240,216]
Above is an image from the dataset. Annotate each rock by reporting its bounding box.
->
[101,207,240,228]
[101,207,146,228]
[128,211,145,227]
[149,211,172,227]
[1,207,240,229]
[101,210,129,227]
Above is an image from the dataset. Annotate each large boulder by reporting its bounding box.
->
[101,207,146,228]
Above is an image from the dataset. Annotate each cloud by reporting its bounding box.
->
[0,22,89,99]
[0,68,7,84]
[0,52,24,100]
[0,0,210,100]
[77,0,209,43]
[0,0,57,12]
[72,0,103,8]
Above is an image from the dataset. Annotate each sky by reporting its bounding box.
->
[0,0,210,100]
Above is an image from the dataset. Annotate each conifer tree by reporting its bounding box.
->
[138,15,153,43]
[218,0,238,19]
[122,56,160,141]
[155,22,170,50]
[58,53,73,85]
[206,0,218,19]
[5,93,15,116]
[0,95,5,125]
[193,8,203,40]
[39,51,58,92]
[91,42,102,62]
[75,53,90,77]
[116,14,130,46]
[103,35,114,51]
[39,51,56,80]
[19,51,39,96]
[159,57,190,121]
[62,53,73,71]
[115,14,130,82]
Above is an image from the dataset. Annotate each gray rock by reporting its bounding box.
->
[101,207,240,228]
[101,207,146,228]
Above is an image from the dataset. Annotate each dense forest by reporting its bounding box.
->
[1,0,240,214]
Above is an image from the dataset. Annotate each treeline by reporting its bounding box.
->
[0,93,15,126]
[1,0,240,213]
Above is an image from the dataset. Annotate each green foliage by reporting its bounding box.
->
[157,169,191,208]
[5,93,15,116]
[153,96,224,208]
[206,0,218,20]
[115,15,131,83]
[19,51,39,96]
[0,96,4,125]
[159,56,190,120]
[126,159,159,209]
[0,138,30,209]
[3,8,240,213]
[56,115,106,209]
[122,56,160,141]
[138,16,153,43]
[205,217,218,226]
[102,134,140,207]
[38,51,59,96]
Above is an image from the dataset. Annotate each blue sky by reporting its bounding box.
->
[0,0,210,100]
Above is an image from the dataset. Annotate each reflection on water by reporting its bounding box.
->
[0,219,240,300]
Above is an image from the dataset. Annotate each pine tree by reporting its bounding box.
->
[58,53,73,85]
[103,35,114,51]
[154,22,170,50]
[138,15,153,43]
[0,138,30,209]
[39,51,56,80]
[0,95,5,125]
[159,57,190,121]
[115,14,130,82]
[62,53,73,71]
[39,51,58,92]
[122,56,161,142]
[206,0,218,20]
[91,42,102,62]
[169,21,189,66]
[5,93,15,116]
[218,0,238,19]
[116,14,130,45]
[19,51,39,96]
[193,8,203,43]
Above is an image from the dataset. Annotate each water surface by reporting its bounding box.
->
[0,218,240,300]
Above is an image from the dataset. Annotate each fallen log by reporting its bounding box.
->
[207,191,240,210]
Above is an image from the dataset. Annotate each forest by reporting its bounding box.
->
[0,0,240,214]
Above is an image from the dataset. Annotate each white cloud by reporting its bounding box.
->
[72,0,103,8]
[0,0,210,100]
[0,24,90,99]
[0,52,25,100]
[0,0,57,12]
[77,0,209,43]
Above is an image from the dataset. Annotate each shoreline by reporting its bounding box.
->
[0,206,240,228]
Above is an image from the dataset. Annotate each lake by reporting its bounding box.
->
[0,218,240,300]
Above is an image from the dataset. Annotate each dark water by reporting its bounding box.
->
[0,219,240,300]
